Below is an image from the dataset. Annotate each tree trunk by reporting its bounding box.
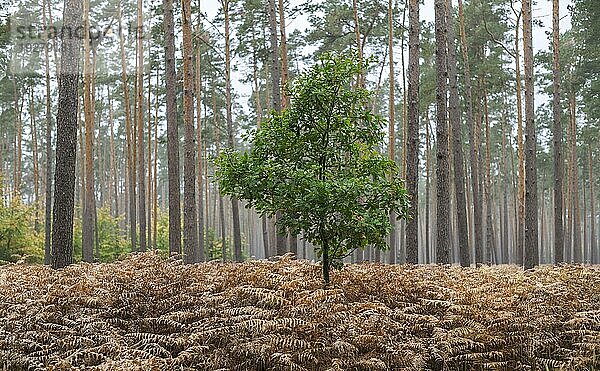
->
[483,87,496,264]
[52,0,83,269]
[164,0,181,257]
[569,92,581,262]
[118,3,137,253]
[458,0,482,265]
[196,3,205,261]
[446,0,469,267]
[434,0,450,264]
[12,77,22,200]
[425,110,431,264]
[589,148,596,264]
[405,0,420,264]
[82,0,95,262]
[501,96,509,264]
[42,0,53,265]
[267,0,287,256]
[523,0,538,269]
[222,0,242,262]
[136,0,147,253]
[514,9,525,266]
[552,0,564,263]
[182,0,198,263]
[387,0,397,264]
[107,86,119,218]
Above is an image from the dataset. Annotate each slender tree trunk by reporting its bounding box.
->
[352,0,363,87]
[136,0,147,253]
[446,0,469,267]
[12,77,23,200]
[107,86,119,218]
[405,0,420,264]
[268,0,287,255]
[458,0,482,265]
[52,0,83,269]
[182,0,198,263]
[501,96,509,264]
[425,110,431,264]
[552,0,564,263]
[118,3,137,253]
[483,87,496,264]
[589,148,596,264]
[569,91,581,262]
[222,0,242,262]
[26,90,39,232]
[164,0,181,257]
[43,0,53,265]
[523,0,538,269]
[434,0,450,264]
[82,0,95,262]
[147,67,153,252]
[387,0,397,264]
[514,9,525,266]
[195,3,205,261]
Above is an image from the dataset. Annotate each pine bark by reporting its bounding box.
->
[196,4,205,262]
[82,0,95,262]
[136,0,147,253]
[458,0,482,265]
[52,0,83,269]
[446,0,469,267]
[118,3,137,253]
[523,0,539,269]
[387,0,397,264]
[223,0,243,262]
[552,0,564,263]
[435,0,450,264]
[267,0,287,256]
[405,0,420,264]
[182,0,198,263]
[164,0,181,257]
[42,0,53,265]
[589,149,596,264]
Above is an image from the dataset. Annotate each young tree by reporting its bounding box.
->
[523,0,538,269]
[387,0,397,264]
[164,0,181,257]
[52,0,83,269]
[42,0,53,265]
[405,0,420,264]
[216,54,409,284]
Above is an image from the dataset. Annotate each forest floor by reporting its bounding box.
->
[0,253,599,370]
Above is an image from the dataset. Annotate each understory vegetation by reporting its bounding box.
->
[1,252,599,370]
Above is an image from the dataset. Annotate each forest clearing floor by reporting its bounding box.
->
[1,252,599,370]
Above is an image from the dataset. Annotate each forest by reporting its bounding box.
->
[0,0,599,369]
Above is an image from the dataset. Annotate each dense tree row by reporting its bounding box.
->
[0,0,598,268]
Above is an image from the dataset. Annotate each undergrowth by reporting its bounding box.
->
[0,252,599,370]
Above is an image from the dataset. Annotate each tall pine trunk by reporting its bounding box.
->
[458,0,482,265]
[523,0,539,269]
[82,0,95,262]
[446,0,469,267]
[42,0,53,265]
[164,0,181,257]
[435,0,450,264]
[405,0,420,264]
[552,0,564,263]
[196,3,205,261]
[52,0,83,269]
[222,0,242,262]
[267,0,287,256]
[182,0,198,263]
[136,0,147,253]
[387,0,397,264]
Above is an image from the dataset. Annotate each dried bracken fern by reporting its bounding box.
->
[0,252,599,370]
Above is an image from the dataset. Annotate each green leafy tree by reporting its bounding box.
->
[216,53,408,284]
